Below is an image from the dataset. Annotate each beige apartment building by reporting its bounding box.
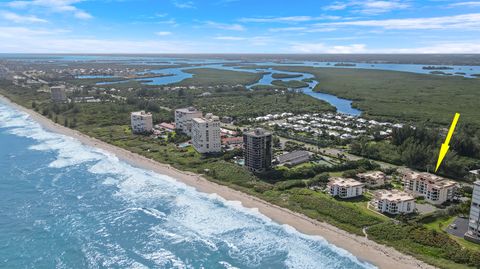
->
[402,170,457,205]
[174,107,202,136]
[191,113,221,154]
[327,177,364,199]
[130,111,153,134]
[371,189,415,214]
[357,171,386,188]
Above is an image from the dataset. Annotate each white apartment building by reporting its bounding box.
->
[130,111,153,134]
[175,107,202,136]
[402,170,457,205]
[465,181,480,243]
[357,171,386,188]
[371,189,415,214]
[50,85,67,102]
[327,177,364,199]
[191,113,221,154]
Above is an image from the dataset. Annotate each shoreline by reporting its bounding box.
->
[0,95,435,269]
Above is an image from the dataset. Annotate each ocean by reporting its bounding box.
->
[0,100,376,269]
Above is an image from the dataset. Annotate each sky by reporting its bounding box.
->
[1,0,480,53]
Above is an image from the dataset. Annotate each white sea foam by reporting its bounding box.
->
[0,100,377,269]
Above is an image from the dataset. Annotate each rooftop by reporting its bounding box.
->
[402,170,457,188]
[374,189,414,202]
[245,128,272,137]
[176,107,201,113]
[328,177,364,188]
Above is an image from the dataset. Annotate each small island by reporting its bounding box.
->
[271,73,303,79]
[271,79,309,88]
[334,63,356,67]
[429,71,452,75]
[422,66,454,70]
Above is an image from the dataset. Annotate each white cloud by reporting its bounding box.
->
[156,31,172,36]
[7,0,92,19]
[205,21,245,31]
[214,36,246,40]
[173,0,195,9]
[290,42,367,53]
[379,41,480,53]
[449,1,480,8]
[0,11,48,23]
[316,13,480,30]
[323,1,410,14]
[239,15,341,23]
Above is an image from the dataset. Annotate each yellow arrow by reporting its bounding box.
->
[435,113,460,173]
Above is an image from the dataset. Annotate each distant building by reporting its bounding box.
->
[50,85,67,102]
[371,189,415,214]
[357,171,386,188]
[469,170,480,181]
[191,113,221,154]
[275,150,311,167]
[221,136,243,146]
[243,128,272,173]
[465,181,480,243]
[174,107,202,136]
[402,169,458,205]
[130,111,153,134]
[158,122,175,132]
[327,177,364,199]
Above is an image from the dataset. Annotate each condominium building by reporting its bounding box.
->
[327,177,364,199]
[174,107,202,136]
[50,85,67,102]
[465,181,480,243]
[130,111,153,134]
[371,189,415,214]
[357,171,386,188]
[402,170,458,205]
[191,113,221,154]
[243,128,272,173]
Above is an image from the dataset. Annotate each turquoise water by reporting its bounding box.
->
[0,100,376,269]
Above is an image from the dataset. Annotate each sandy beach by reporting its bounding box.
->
[0,95,436,269]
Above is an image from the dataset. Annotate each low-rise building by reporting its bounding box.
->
[275,150,311,167]
[50,85,67,102]
[175,107,202,136]
[221,136,243,146]
[130,111,153,134]
[465,181,480,243]
[371,189,415,214]
[158,122,175,132]
[191,113,221,154]
[327,177,364,199]
[402,170,458,205]
[357,171,386,188]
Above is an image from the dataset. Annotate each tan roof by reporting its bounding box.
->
[328,177,364,187]
[374,189,414,202]
[402,170,457,189]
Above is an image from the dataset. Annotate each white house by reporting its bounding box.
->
[327,177,364,199]
[130,111,153,134]
[191,113,221,154]
[371,189,415,215]
[175,107,202,136]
